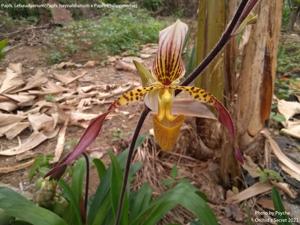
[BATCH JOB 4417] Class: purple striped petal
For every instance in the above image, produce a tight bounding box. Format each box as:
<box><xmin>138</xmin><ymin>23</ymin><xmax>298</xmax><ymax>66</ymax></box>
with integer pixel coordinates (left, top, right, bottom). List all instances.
<box><xmin>152</xmin><ymin>20</ymin><xmax>188</xmax><ymax>85</ymax></box>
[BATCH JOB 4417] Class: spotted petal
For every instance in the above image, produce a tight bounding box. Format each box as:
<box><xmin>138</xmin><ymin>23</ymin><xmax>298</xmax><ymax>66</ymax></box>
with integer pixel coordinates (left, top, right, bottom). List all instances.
<box><xmin>152</xmin><ymin>20</ymin><xmax>188</xmax><ymax>85</ymax></box>
<box><xmin>174</xmin><ymin>86</ymin><xmax>235</xmax><ymax>137</ymax></box>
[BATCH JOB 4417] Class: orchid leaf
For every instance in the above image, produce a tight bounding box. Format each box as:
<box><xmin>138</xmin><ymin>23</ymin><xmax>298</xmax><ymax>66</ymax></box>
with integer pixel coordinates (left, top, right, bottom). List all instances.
<box><xmin>58</xmin><ymin>180</ymin><xmax>83</xmax><ymax>225</ymax></box>
<box><xmin>71</xmin><ymin>158</ymin><xmax>86</xmax><ymax>205</ymax></box>
<box><xmin>0</xmin><ymin>187</ymin><xmax>68</xmax><ymax>225</ymax></box>
<box><xmin>129</xmin><ymin>183</ymin><xmax>153</xmax><ymax>221</ymax></box>
<box><xmin>93</xmin><ymin>158</ymin><xmax>106</xmax><ymax>180</ymax></box>
<box><xmin>109</xmin><ymin>152</ymin><xmax>129</xmax><ymax>225</ymax></box>
<box><xmin>133</xmin><ymin>60</ymin><xmax>155</xmax><ymax>86</ymax></box>
<box><xmin>131</xmin><ymin>182</ymin><xmax>217</xmax><ymax>225</ymax></box>
<box><xmin>88</xmin><ymin>136</ymin><xmax>145</xmax><ymax>225</ymax></box>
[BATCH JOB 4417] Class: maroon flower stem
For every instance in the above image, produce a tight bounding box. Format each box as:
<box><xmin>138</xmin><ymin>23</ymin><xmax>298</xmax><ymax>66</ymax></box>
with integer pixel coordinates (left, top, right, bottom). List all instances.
<box><xmin>82</xmin><ymin>153</ymin><xmax>90</xmax><ymax>225</ymax></box>
<box><xmin>114</xmin><ymin>107</ymin><xmax>151</xmax><ymax>225</ymax></box>
<box><xmin>177</xmin><ymin>0</ymin><xmax>249</xmax><ymax>91</ymax></box>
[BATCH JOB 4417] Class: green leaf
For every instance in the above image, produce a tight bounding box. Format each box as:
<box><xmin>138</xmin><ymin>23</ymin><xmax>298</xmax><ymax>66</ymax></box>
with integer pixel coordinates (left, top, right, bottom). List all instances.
<box><xmin>271</xmin><ymin>187</ymin><xmax>292</xmax><ymax>225</ymax></box>
<box><xmin>131</xmin><ymin>182</ymin><xmax>217</xmax><ymax>225</ymax></box>
<box><xmin>58</xmin><ymin>180</ymin><xmax>83</xmax><ymax>225</ymax></box>
<box><xmin>10</xmin><ymin>221</ymin><xmax>32</xmax><ymax>225</ymax></box>
<box><xmin>129</xmin><ymin>183</ymin><xmax>153</xmax><ymax>220</ymax></box>
<box><xmin>0</xmin><ymin>187</ymin><xmax>68</xmax><ymax>225</ymax></box>
<box><xmin>0</xmin><ymin>39</ymin><xmax>8</xmax><ymax>50</ymax></box>
<box><xmin>90</xmin><ymin>196</ymin><xmax>112</xmax><ymax>225</ymax></box>
<box><xmin>0</xmin><ymin>209</ymin><xmax>13</xmax><ymax>225</ymax></box>
<box><xmin>109</xmin><ymin>152</ymin><xmax>129</xmax><ymax>225</ymax></box>
<box><xmin>93</xmin><ymin>158</ymin><xmax>106</xmax><ymax>180</ymax></box>
<box><xmin>170</xmin><ymin>165</ymin><xmax>178</xmax><ymax>179</ymax></box>
<box><xmin>71</xmin><ymin>158</ymin><xmax>86</xmax><ymax>204</ymax></box>
<box><xmin>88</xmin><ymin>136</ymin><xmax>145</xmax><ymax>225</ymax></box>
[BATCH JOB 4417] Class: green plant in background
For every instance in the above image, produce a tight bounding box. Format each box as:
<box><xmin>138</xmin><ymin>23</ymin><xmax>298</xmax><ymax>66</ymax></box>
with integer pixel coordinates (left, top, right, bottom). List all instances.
<box><xmin>112</xmin><ymin>128</ymin><xmax>124</xmax><ymax>142</ymax></box>
<box><xmin>282</xmin><ymin>0</ymin><xmax>291</xmax><ymax>28</ymax></box>
<box><xmin>0</xmin><ymin>136</ymin><xmax>218</xmax><ymax>225</ymax></box>
<box><xmin>138</xmin><ymin>0</ymin><xmax>163</xmax><ymax>11</ymax></box>
<box><xmin>277</xmin><ymin>42</ymin><xmax>300</xmax><ymax>74</ymax></box>
<box><xmin>0</xmin><ymin>39</ymin><xmax>8</xmax><ymax>60</ymax></box>
<box><xmin>49</xmin><ymin>9</ymin><xmax>164</xmax><ymax>63</ymax></box>
<box><xmin>258</xmin><ymin>168</ymin><xmax>283</xmax><ymax>183</ymax></box>
<box><xmin>0</xmin><ymin>0</ymin><xmax>39</xmax><ymax>19</ymax></box>
<box><xmin>28</xmin><ymin>155</ymin><xmax>53</xmax><ymax>180</ymax></box>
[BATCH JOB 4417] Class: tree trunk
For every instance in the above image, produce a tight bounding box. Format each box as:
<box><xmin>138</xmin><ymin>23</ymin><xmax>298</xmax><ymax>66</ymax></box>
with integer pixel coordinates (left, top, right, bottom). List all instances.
<box><xmin>195</xmin><ymin>0</ymin><xmax>283</xmax><ymax>185</ymax></box>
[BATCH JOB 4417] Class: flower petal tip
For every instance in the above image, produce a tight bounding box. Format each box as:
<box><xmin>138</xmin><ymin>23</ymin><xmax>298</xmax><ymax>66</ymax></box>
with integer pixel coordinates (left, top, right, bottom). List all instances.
<box><xmin>212</xmin><ymin>98</ymin><xmax>235</xmax><ymax>138</ymax></box>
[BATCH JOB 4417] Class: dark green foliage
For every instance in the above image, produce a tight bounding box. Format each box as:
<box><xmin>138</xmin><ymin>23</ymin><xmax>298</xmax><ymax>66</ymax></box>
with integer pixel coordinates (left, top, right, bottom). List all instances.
<box><xmin>282</xmin><ymin>1</ymin><xmax>291</xmax><ymax>28</ymax></box>
<box><xmin>0</xmin><ymin>187</ymin><xmax>68</xmax><ymax>225</ymax></box>
<box><xmin>137</xmin><ymin>0</ymin><xmax>162</xmax><ymax>11</ymax></box>
<box><xmin>277</xmin><ymin>42</ymin><xmax>300</xmax><ymax>74</ymax></box>
<box><xmin>0</xmin><ymin>0</ymin><xmax>37</xmax><ymax>19</ymax></box>
<box><xmin>0</xmin><ymin>136</ymin><xmax>218</xmax><ymax>225</ymax></box>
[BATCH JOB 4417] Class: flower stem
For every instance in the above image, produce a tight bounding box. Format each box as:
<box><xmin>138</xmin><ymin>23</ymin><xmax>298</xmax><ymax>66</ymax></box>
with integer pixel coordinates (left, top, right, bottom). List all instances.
<box><xmin>177</xmin><ymin>0</ymin><xmax>250</xmax><ymax>91</ymax></box>
<box><xmin>114</xmin><ymin>107</ymin><xmax>151</xmax><ymax>225</ymax></box>
<box><xmin>82</xmin><ymin>153</ymin><xmax>90</xmax><ymax>225</ymax></box>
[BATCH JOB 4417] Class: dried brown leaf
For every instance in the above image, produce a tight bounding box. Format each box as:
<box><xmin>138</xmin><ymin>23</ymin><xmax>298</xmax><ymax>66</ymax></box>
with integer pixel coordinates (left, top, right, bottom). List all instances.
<box><xmin>278</xmin><ymin>100</ymin><xmax>300</xmax><ymax>121</ymax></box>
<box><xmin>83</xmin><ymin>60</ymin><xmax>97</xmax><ymax>68</ymax></box>
<box><xmin>226</xmin><ymin>182</ymin><xmax>272</xmax><ymax>204</ymax></box>
<box><xmin>3</xmin><ymin>93</ymin><xmax>35</xmax><ymax>106</ymax></box>
<box><xmin>0</xmin><ymin>129</ymin><xmax>58</xmax><ymax>156</ymax></box>
<box><xmin>281</xmin><ymin>121</ymin><xmax>300</xmax><ymax>139</ymax></box>
<box><xmin>15</xmin><ymin>70</ymin><xmax>48</xmax><ymax>92</ymax></box>
<box><xmin>0</xmin><ymin>159</ymin><xmax>35</xmax><ymax>174</ymax></box>
<box><xmin>4</xmin><ymin>122</ymin><xmax>30</xmax><ymax>140</ymax></box>
<box><xmin>0</xmin><ymin>101</ymin><xmax>18</xmax><ymax>112</ymax></box>
<box><xmin>28</xmin><ymin>113</ymin><xmax>55</xmax><ymax>132</ymax></box>
<box><xmin>55</xmin><ymin>61</ymin><xmax>81</xmax><ymax>69</ymax></box>
<box><xmin>279</xmin><ymin>163</ymin><xmax>300</xmax><ymax>181</ymax></box>
<box><xmin>53</xmin><ymin>71</ymin><xmax>86</xmax><ymax>85</ymax></box>
<box><xmin>0</xmin><ymin>113</ymin><xmax>25</xmax><ymax>127</ymax></box>
<box><xmin>257</xmin><ymin>198</ymin><xmax>275</xmax><ymax>210</ymax></box>
<box><xmin>273</xmin><ymin>182</ymin><xmax>297</xmax><ymax>199</ymax></box>
<box><xmin>262</xmin><ymin>129</ymin><xmax>300</xmax><ymax>177</ymax></box>
<box><xmin>115</xmin><ymin>60</ymin><xmax>136</xmax><ymax>72</ymax></box>
<box><xmin>242</xmin><ymin>154</ymin><xmax>260</xmax><ymax>178</ymax></box>
<box><xmin>50</xmin><ymin>117</ymin><xmax>69</xmax><ymax>163</ymax></box>
<box><xmin>0</xmin><ymin>64</ymin><xmax>24</xmax><ymax>93</ymax></box>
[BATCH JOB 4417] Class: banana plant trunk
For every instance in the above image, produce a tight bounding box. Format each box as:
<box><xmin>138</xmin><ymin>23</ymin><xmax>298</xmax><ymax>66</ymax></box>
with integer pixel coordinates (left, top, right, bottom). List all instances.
<box><xmin>195</xmin><ymin>0</ymin><xmax>283</xmax><ymax>185</ymax></box>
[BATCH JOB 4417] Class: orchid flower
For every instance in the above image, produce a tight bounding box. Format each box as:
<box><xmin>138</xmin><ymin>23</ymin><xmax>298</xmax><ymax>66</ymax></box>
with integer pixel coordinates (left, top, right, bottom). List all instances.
<box><xmin>46</xmin><ymin>19</ymin><xmax>243</xmax><ymax>179</ymax></box>
<box><xmin>114</xmin><ymin>20</ymin><xmax>237</xmax><ymax>152</ymax></box>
